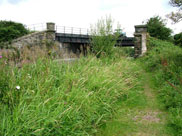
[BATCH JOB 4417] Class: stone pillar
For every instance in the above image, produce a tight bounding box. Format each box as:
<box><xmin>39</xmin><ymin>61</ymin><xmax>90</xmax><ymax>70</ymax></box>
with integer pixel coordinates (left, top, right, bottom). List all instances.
<box><xmin>134</xmin><ymin>25</ymin><xmax>147</xmax><ymax>58</ymax></box>
<box><xmin>46</xmin><ymin>22</ymin><xmax>56</xmax><ymax>42</ymax></box>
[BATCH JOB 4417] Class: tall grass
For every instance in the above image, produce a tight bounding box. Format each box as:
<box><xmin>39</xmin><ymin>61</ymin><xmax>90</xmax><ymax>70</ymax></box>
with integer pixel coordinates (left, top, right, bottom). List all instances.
<box><xmin>0</xmin><ymin>51</ymin><xmax>141</xmax><ymax>135</ymax></box>
<box><xmin>139</xmin><ymin>37</ymin><xmax>182</xmax><ymax>135</ymax></box>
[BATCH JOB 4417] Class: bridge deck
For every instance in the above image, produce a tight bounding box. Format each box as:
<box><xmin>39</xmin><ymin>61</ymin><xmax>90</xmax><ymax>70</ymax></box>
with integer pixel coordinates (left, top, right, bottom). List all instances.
<box><xmin>56</xmin><ymin>33</ymin><xmax>135</xmax><ymax>47</ymax></box>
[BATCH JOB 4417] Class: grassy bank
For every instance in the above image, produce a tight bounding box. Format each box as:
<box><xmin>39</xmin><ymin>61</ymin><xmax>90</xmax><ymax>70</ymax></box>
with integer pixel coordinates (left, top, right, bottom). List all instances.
<box><xmin>1</xmin><ymin>37</ymin><xmax>181</xmax><ymax>135</ymax></box>
<box><xmin>139</xmin><ymin>37</ymin><xmax>182</xmax><ymax>135</ymax></box>
<box><xmin>0</xmin><ymin>51</ymin><xmax>142</xmax><ymax>136</ymax></box>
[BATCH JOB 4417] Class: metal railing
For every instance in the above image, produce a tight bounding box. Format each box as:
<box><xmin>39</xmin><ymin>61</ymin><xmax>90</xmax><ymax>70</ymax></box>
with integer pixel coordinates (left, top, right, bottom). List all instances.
<box><xmin>25</xmin><ymin>23</ymin><xmax>46</xmax><ymax>31</ymax></box>
<box><xmin>56</xmin><ymin>26</ymin><xmax>90</xmax><ymax>35</ymax></box>
<box><xmin>24</xmin><ymin>23</ymin><xmax>91</xmax><ymax>35</ymax></box>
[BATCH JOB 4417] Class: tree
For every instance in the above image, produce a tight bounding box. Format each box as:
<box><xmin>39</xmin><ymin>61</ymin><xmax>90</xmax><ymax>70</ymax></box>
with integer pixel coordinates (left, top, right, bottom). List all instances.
<box><xmin>168</xmin><ymin>0</ymin><xmax>182</xmax><ymax>23</ymax></box>
<box><xmin>174</xmin><ymin>32</ymin><xmax>182</xmax><ymax>46</ymax></box>
<box><xmin>0</xmin><ymin>20</ymin><xmax>29</xmax><ymax>43</ymax></box>
<box><xmin>146</xmin><ymin>16</ymin><xmax>172</xmax><ymax>41</ymax></box>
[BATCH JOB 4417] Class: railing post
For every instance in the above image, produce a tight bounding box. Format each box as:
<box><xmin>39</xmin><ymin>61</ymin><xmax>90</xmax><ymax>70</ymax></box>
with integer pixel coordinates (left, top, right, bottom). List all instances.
<box><xmin>134</xmin><ymin>25</ymin><xmax>147</xmax><ymax>58</ymax></box>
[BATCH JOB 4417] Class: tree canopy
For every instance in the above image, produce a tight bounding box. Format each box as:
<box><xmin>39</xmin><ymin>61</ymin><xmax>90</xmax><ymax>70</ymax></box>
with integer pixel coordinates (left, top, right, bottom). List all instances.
<box><xmin>174</xmin><ymin>32</ymin><xmax>182</xmax><ymax>46</ymax></box>
<box><xmin>146</xmin><ymin>16</ymin><xmax>172</xmax><ymax>41</ymax></box>
<box><xmin>0</xmin><ymin>20</ymin><xmax>29</xmax><ymax>43</ymax></box>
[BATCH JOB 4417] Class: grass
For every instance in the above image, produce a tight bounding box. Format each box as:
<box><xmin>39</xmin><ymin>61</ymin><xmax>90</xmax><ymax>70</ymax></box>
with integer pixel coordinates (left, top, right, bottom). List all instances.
<box><xmin>0</xmin><ymin>50</ymin><xmax>143</xmax><ymax>136</ymax></box>
<box><xmin>138</xmin><ymin>37</ymin><xmax>182</xmax><ymax>136</ymax></box>
<box><xmin>1</xmin><ymin>37</ymin><xmax>182</xmax><ymax>135</ymax></box>
<box><xmin>96</xmin><ymin>70</ymin><xmax>171</xmax><ymax>136</ymax></box>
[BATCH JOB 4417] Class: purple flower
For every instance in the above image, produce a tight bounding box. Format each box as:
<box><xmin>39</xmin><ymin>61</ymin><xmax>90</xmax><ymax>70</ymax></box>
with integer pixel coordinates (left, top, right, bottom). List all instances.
<box><xmin>0</xmin><ymin>55</ymin><xmax>2</xmax><ymax>59</ymax></box>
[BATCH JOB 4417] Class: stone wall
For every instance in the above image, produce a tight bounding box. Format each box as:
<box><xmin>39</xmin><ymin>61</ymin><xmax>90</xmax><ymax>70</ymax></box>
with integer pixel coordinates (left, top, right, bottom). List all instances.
<box><xmin>10</xmin><ymin>22</ymin><xmax>56</xmax><ymax>49</ymax></box>
<box><xmin>10</xmin><ymin>31</ymin><xmax>47</xmax><ymax>49</ymax></box>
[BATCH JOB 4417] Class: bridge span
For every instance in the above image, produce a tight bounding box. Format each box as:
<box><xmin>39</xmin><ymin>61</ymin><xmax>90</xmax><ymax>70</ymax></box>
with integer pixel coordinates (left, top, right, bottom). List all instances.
<box><xmin>46</xmin><ymin>23</ymin><xmax>147</xmax><ymax>57</ymax></box>
<box><xmin>55</xmin><ymin>33</ymin><xmax>135</xmax><ymax>47</ymax></box>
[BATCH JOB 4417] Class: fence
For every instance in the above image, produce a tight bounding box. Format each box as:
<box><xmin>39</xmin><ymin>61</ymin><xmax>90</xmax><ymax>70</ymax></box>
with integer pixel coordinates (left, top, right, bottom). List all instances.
<box><xmin>25</xmin><ymin>23</ymin><xmax>91</xmax><ymax>35</ymax></box>
<box><xmin>56</xmin><ymin>26</ymin><xmax>90</xmax><ymax>35</ymax></box>
<box><xmin>25</xmin><ymin>23</ymin><xmax>47</xmax><ymax>31</ymax></box>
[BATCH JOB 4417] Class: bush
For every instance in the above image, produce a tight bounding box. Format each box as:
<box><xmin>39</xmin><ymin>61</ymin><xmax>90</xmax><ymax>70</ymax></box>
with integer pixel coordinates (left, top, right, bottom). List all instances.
<box><xmin>146</xmin><ymin>16</ymin><xmax>173</xmax><ymax>41</ymax></box>
<box><xmin>90</xmin><ymin>16</ymin><xmax>120</xmax><ymax>57</ymax></box>
<box><xmin>0</xmin><ymin>20</ymin><xmax>29</xmax><ymax>44</ymax></box>
<box><xmin>174</xmin><ymin>32</ymin><xmax>182</xmax><ymax>46</ymax></box>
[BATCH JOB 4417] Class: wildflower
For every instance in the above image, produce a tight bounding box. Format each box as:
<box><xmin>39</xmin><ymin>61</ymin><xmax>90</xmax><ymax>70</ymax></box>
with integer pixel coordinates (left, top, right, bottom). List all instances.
<box><xmin>27</xmin><ymin>74</ymin><xmax>32</xmax><ymax>78</ymax></box>
<box><xmin>16</xmin><ymin>86</ymin><xmax>20</xmax><ymax>90</ymax></box>
<box><xmin>0</xmin><ymin>55</ymin><xmax>2</xmax><ymax>59</ymax></box>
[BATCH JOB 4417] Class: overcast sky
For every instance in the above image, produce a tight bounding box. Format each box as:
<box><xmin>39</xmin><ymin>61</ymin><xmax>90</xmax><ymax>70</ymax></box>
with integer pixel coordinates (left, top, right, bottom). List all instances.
<box><xmin>0</xmin><ymin>0</ymin><xmax>181</xmax><ymax>36</ymax></box>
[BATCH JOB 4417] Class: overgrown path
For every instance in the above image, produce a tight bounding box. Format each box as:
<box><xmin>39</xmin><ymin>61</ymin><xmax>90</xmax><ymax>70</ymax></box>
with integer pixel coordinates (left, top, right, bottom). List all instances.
<box><xmin>96</xmin><ymin>69</ymin><xmax>170</xmax><ymax>136</ymax></box>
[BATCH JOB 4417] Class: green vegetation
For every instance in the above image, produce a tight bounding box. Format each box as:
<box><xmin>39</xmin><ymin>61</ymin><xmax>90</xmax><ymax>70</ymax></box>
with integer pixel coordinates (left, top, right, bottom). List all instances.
<box><xmin>0</xmin><ymin>17</ymin><xmax>182</xmax><ymax>136</ymax></box>
<box><xmin>0</xmin><ymin>51</ymin><xmax>144</xmax><ymax>136</ymax></box>
<box><xmin>90</xmin><ymin>16</ymin><xmax>120</xmax><ymax>57</ymax></box>
<box><xmin>139</xmin><ymin>37</ymin><xmax>182</xmax><ymax>135</ymax></box>
<box><xmin>146</xmin><ymin>16</ymin><xmax>172</xmax><ymax>41</ymax></box>
<box><xmin>174</xmin><ymin>32</ymin><xmax>182</xmax><ymax>46</ymax></box>
<box><xmin>0</xmin><ymin>21</ymin><xmax>29</xmax><ymax>47</ymax></box>
<box><xmin>96</xmin><ymin>37</ymin><xmax>182</xmax><ymax>136</ymax></box>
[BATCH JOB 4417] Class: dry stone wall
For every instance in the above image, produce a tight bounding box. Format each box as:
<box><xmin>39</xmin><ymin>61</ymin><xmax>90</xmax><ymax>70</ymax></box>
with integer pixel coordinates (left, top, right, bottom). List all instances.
<box><xmin>10</xmin><ymin>31</ymin><xmax>47</xmax><ymax>49</ymax></box>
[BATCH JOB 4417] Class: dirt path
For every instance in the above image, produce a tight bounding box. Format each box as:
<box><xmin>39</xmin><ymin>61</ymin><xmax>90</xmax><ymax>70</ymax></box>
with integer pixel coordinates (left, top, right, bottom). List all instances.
<box><xmin>96</xmin><ymin>72</ymin><xmax>170</xmax><ymax>136</ymax></box>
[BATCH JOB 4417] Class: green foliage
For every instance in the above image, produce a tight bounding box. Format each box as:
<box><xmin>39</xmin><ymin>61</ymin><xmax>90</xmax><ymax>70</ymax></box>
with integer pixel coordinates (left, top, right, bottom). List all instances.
<box><xmin>174</xmin><ymin>32</ymin><xmax>182</xmax><ymax>46</ymax></box>
<box><xmin>139</xmin><ymin>37</ymin><xmax>182</xmax><ymax>135</ymax></box>
<box><xmin>90</xmin><ymin>16</ymin><xmax>120</xmax><ymax>57</ymax></box>
<box><xmin>0</xmin><ymin>53</ymin><xmax>141</xmax><ymax>136</ymax></box>
<box><xmin>113</xmin><ymin>47</ymin><xmax>135</xmax><ymax>57</ymax></box>
<box><xmin>0</xmin><ymin>20</ymin><xmax>29</xmax><ymax>44</ymax></box>
<box><xmin>146</xmin><ymin>16</ymin><xmax>173</xmax><ymax>41</ymax></box>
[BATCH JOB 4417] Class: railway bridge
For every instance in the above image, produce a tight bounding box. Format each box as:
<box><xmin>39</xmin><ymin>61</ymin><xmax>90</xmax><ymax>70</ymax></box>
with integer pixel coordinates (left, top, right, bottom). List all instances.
<box><xmin>35</xmin><ymin>23</ymin><xmax>147</xmax><ymax>57</ymax></box>
<box><xmin>48</xmin><ymin>23</ymin><xmax>147</xmax><ymax>57</ymax></box>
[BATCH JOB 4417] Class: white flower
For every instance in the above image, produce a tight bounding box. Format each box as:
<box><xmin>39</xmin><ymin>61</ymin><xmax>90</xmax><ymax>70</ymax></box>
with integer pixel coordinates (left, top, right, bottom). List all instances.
<box><xmin>16</xmin><ymin>86</ymin><xmax>20</xmax><ymax>90</ymax></box>
<box><xmin>28</xmin><ymin>74</ymin><xmax>32</xmax><ymax>78</ymax></box>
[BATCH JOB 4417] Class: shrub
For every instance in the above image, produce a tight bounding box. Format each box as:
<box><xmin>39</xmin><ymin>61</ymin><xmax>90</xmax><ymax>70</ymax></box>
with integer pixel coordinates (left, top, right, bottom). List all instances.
<box><xmin>0</xmin><ymin>20</ymin><xmax>29</xmax><ymax>45</ymax></box>
<box><xmin>90</xmin><ymin>16</ymin><xmax>120</xmax><ymax>57</ymax></box>
<box><xmin>174</xmin><ymin>32</ymin><xmax>182</xmax><ymax>46</ymax></box>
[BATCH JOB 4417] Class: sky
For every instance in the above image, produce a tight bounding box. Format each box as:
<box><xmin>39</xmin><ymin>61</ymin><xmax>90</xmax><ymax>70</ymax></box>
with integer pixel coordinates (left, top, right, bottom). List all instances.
<box><xmin>0</xmin><ymin>0</ymin><xmax>181</xmax><ymax>36</ymax></box>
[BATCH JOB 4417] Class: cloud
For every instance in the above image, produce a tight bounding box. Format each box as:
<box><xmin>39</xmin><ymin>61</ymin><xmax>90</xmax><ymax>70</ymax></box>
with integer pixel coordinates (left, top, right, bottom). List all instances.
<box><xmin>0</xmin><ymin>0</ymin><xmax>181</xmax><ymax>36</ymax></box>
<box><xmin>7</xmin><ymin>0</ymin><xmax>24</xmax><ymax>4</ymax></box>
<box><xmin>0</xmin><ymin>0</ymin><xmax>26</xmax><ymax>5</ymax></box>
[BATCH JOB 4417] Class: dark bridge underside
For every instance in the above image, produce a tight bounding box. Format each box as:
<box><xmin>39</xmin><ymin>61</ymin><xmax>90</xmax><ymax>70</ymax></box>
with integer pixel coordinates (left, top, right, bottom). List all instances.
<box><xmin>56</xmin><ymin>33</ymin><xmax>135</xmax><ymax>47</ymax></box>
